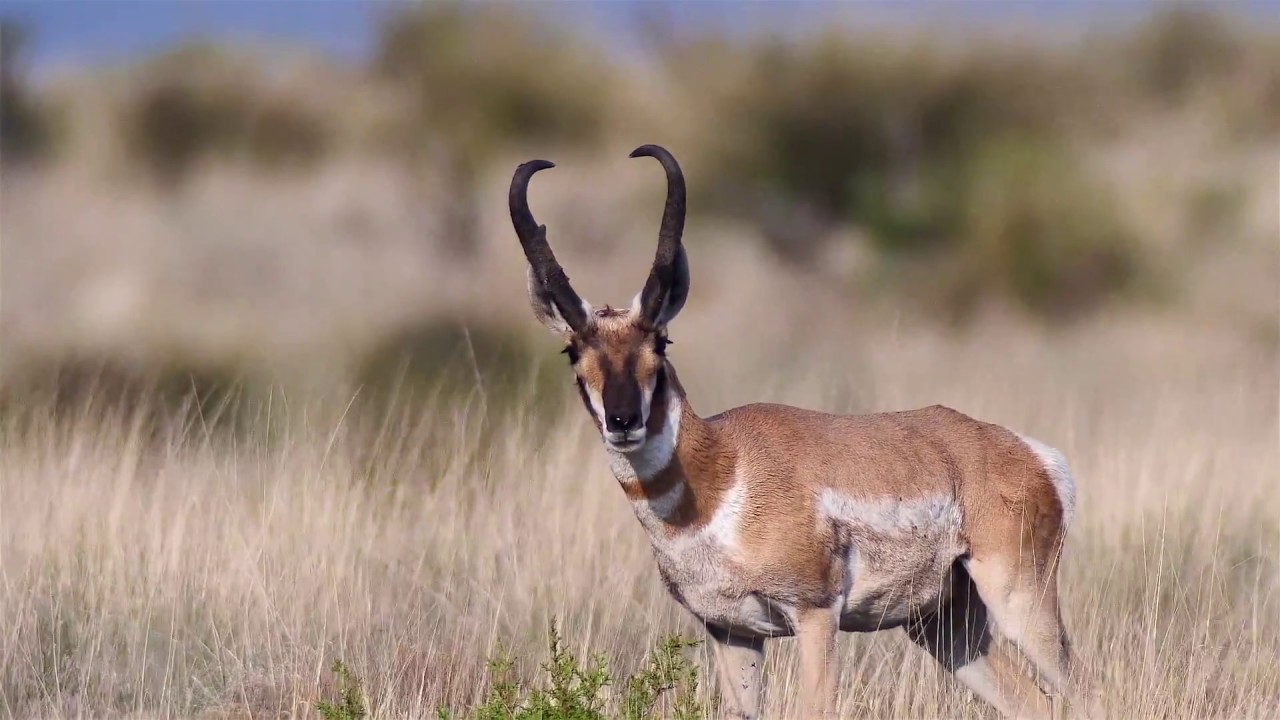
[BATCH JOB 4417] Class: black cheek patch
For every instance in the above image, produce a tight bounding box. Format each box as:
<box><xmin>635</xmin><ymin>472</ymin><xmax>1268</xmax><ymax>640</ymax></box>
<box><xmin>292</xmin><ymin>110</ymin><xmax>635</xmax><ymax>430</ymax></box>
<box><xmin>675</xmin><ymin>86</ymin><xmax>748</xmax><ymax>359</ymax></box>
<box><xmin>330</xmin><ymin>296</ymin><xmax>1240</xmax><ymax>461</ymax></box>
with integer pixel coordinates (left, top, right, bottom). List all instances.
<box><xmin>644</xmin><ymin>366</ymin><xmax>669</xmax><ymax>435</ymax></box>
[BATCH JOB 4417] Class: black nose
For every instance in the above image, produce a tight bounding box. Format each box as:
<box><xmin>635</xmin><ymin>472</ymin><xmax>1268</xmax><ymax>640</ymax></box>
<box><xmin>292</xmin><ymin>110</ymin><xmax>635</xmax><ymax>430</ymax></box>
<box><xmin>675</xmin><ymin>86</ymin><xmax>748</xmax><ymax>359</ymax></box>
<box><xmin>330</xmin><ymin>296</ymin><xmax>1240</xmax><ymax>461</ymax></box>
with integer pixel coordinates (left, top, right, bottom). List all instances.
<box><xmin>606</xmin><ymin>412</ymin><xmax>641</xmax><ymax>433</ymax></box>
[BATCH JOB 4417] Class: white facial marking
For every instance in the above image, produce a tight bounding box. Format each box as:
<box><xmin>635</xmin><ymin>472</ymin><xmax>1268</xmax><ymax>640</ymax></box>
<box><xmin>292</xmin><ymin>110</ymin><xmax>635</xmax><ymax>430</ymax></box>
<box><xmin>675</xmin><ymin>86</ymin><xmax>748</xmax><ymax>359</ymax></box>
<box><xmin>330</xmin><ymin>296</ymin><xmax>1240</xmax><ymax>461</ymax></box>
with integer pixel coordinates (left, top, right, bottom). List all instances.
<box><xmin>584</xmin><ymin>383</ymin><xmax>608</xmax><ymax>428</ymax></box>
<box><xmin>590</xmin><ymin>382</ymin><xmax>649</xmax><ymax>451</ymax></box>
<box><xmin>637</xmin><ymin>467</ymin><xmax>785</xmax><ymax>635</ymax></box>
<box><xmin>639</xmin><ymin>371</ymin><xmax>657</xmax><ymax>426</ymax></box>
<box><xmin>607</xmin><ymin>393</ymin><xmax>681</xmax><ymax>482</ymax></box>
<box><xmin>1014</xmin><ymin>433</ymin><xmax>1076</xmax><ymax>527</ymax></box>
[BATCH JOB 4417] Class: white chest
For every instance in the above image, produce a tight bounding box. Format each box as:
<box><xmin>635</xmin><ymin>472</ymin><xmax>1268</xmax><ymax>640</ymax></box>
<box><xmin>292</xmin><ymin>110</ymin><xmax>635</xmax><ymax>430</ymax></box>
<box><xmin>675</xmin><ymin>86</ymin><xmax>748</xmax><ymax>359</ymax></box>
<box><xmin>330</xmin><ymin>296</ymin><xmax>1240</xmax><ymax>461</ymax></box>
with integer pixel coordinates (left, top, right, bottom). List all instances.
<box><xmin>624</xmin><ymin>473</ymin><xmax>795</xmax><ymax>637</ymax></box>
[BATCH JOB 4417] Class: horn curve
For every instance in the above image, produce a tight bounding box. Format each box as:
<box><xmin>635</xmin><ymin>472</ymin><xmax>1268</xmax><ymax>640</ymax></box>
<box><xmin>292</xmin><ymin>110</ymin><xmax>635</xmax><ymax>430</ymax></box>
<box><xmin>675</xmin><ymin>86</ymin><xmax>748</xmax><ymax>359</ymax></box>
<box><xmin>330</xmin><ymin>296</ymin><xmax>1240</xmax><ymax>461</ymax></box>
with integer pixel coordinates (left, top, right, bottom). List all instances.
<box><xmin>509</xmin><ymin>159</ymin><xmax>590</xmax><ymax>333</ymax></box>
<box><xmin>629</xmin><ymin>144</ymin><xmax>687</xmax><ymax>325</ymax></box>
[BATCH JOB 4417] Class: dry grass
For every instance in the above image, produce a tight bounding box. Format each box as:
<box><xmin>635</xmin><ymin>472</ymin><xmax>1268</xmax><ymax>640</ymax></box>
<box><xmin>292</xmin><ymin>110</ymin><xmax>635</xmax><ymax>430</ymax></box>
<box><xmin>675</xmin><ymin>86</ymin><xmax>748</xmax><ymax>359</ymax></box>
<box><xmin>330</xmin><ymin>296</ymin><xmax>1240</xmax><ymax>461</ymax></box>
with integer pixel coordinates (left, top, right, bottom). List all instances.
<box><xmin>3</xmin><ymin>8</ymin><xmax>1276</xmax><ymax>717</ymax></box>
<box><xmin>1</xmin><ymin>316</ymin><xmax>1276</xmax><ymax>719</ymax></box>
<box><xmin>2</xmin><ymin>109</ymin><xmax>1275</xmax><ymax>720</ymax></box>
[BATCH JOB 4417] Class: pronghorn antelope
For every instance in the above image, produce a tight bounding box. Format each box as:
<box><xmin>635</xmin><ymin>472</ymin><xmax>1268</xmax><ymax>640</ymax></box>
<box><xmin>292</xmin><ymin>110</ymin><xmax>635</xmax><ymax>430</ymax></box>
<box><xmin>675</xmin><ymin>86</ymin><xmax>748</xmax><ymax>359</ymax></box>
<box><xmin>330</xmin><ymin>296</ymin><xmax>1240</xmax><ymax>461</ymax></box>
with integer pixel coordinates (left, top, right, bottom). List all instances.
<box><xmin>509</xmin><ymin>145</ymin><xmax>1097</xmax><ymax>719</ymax></box>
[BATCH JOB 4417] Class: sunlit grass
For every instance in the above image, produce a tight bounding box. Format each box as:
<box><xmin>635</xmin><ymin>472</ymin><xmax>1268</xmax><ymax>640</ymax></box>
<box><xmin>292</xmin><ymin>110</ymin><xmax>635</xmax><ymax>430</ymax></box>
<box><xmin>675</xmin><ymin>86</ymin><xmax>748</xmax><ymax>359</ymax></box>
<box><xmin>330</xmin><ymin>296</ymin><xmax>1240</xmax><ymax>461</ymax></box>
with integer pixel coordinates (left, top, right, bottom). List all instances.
<box><xmin>1</xmin><ymin>324</ymin><xmax>1275</xmax><ymax>719</ymax></box>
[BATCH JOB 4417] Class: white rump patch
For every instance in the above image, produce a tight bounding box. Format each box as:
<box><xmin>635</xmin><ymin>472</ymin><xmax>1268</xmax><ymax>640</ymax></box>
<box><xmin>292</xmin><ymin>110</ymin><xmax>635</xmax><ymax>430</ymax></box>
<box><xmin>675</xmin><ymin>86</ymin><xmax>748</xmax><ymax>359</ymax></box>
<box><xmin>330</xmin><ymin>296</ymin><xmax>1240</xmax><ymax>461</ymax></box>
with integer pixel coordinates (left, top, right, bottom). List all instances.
<box><xmin>818</xmin><ymin>491</ymin><xmax>963</xmax><ymax>538</ymax></box>
<box><xmin>1014</xmin><ymin>433</ymin><xmax>1077</xmax><ymax>527</ymax></box>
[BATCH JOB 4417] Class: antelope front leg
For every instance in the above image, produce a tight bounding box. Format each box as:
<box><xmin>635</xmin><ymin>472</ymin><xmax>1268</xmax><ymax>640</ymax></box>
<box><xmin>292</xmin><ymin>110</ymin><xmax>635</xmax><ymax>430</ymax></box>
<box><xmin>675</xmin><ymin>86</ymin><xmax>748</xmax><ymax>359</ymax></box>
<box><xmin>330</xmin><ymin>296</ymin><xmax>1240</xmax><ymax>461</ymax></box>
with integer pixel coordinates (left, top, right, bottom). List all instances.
<box><xmin>796</xmin><ymin>607</ymin><xmax>839</xmax><ymax>718</ymax></box>
<box><xmin>707</xmin><ymin>625</ymin><xmax>765</xmax><ymax>720</ymax></box>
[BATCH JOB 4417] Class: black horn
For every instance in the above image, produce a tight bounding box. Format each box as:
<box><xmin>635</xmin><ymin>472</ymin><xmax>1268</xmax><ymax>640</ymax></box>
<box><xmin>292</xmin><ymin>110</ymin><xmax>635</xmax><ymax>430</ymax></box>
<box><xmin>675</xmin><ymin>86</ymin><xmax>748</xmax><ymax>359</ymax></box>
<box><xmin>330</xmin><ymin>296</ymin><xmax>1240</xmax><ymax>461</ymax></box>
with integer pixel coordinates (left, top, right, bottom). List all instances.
<box><xmin>509</xmin><ymin>159</ymin><xmax>590</xmax><ymax>333</ymax></box>
<box><xmin>630</xmin><ymin>144</ymin><xmax>688</xmax><ymax>325</ymax></box>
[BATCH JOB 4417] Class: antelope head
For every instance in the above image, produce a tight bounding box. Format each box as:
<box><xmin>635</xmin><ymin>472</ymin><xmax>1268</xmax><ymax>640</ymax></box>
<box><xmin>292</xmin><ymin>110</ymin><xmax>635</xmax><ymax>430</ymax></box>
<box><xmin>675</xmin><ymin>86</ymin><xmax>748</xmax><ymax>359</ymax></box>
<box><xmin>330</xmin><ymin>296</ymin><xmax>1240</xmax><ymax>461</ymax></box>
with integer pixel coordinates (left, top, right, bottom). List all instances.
<box><xmin>509</xmin><ymin>145</ymin><xmax>690</xmax><ymax>453</ymax></box>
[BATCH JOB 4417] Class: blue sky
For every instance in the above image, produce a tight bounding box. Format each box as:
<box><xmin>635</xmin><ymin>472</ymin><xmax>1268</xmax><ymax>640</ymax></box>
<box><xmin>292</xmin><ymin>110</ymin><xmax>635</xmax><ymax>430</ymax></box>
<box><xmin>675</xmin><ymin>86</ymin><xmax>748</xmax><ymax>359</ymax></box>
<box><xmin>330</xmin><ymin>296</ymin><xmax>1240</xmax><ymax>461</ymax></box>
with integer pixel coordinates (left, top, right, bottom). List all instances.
<box><xmin>4</xmin><ymin>1</ymin><xmax>1277</xmax><ymax>73</ymax></box>
<box><xmin>2</xmin><ymin>1</ymin><xmax>378</xmax><ymax>69</ymax></box>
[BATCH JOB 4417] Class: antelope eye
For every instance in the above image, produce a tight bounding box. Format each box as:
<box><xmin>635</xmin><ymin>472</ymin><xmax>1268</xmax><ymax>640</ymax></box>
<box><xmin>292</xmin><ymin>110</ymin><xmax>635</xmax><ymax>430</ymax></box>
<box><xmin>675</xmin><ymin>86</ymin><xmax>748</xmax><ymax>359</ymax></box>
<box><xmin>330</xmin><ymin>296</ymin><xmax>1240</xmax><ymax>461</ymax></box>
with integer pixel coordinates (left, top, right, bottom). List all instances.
<box><xmin>561</xmin><ymin>344</ymin><xmax>580</xmax><ymax>365</ymax></box>
<box><xmin>654</xmin><ymin>336</ymin><xmax>671</xmax><ymax>356</ymax></box>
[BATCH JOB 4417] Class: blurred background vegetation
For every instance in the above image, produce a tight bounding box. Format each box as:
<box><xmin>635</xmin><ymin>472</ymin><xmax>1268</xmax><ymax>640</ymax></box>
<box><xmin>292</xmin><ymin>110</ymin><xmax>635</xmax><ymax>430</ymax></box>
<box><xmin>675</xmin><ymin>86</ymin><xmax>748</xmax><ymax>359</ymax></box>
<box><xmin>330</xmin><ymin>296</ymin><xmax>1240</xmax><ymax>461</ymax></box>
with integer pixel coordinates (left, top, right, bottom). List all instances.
<box><xmin>1</xmin><ymin>1</ymin><xmax>1277</xmax><ymax>434</ymax></box>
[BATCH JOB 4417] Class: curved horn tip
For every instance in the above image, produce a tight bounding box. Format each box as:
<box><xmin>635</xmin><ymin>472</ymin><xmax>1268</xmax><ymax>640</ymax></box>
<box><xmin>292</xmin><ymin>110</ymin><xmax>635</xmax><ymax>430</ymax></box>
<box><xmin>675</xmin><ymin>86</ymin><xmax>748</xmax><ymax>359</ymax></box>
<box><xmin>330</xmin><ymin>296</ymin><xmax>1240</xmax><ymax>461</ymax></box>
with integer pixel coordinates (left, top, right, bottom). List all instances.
<box><xmin>628</xmin><ymin>144</ymin><xmax>669</xmax><ymax>159</ymax></box>
<box><xmin>517</xmin><ymin>159</ymin><xmax>555</xmax><ymax>173</ymax></box>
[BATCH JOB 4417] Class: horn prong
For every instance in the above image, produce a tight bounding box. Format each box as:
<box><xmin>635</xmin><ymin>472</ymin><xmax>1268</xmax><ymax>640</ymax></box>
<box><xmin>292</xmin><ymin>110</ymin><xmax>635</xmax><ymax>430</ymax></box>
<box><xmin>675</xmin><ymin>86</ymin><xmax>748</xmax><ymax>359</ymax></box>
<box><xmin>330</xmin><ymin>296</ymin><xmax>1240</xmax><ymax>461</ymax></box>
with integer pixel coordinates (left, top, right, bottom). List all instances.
<box><xmin>630</xmin><ymin>144</ymin><xmax>687</xmax><ymax>324</ymax></box>
<box><xmin>509</xmin><ymin>158</ymin><xmax>589</xmax><ymax>333</ymax></box>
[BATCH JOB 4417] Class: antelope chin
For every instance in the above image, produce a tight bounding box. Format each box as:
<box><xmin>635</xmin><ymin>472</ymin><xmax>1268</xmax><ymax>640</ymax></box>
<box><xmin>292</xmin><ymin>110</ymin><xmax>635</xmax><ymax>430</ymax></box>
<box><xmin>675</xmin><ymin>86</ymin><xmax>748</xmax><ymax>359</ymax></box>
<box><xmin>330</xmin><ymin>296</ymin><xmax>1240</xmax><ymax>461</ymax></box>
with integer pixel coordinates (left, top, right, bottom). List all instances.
<box><xmin>604</xmin><ymin>431</ymin><xmax>647</xmax><ymax>453</ymax></box>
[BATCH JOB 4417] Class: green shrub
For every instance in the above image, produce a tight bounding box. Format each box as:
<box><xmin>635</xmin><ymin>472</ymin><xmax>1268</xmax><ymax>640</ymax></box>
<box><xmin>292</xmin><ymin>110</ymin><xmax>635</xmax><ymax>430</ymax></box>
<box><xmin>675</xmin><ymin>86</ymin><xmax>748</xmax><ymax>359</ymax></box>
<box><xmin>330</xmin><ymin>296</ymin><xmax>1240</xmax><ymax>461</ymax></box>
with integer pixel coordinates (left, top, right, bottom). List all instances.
<box><xmin>375</xmin><ymin>4</ymin><xmax>611</xmax><ymax>156</ymax></box>
<box><xmin>316</xmin><ymin>661</ymin><xmax>368</xmax><ymax>720</ymax></box>
<box><xmin>1120</xmin><ymin>7</ymin><xmax>1280</xmax><ymax>138</ymax></box>
<box><xmin>929</xmin><ymin>138</ymin><xmax>1141</xmax><ymax>323</ymax></box>
<box><xmin>619</xmin><ymin>635</ymin><xmax>704</xmax><ymax>720</ymax></box>
<box><xmin>697</xmin><ymin>33</ymin><xmax>1091</xmax><ymax>263</ymax></box>
<box><xmin>356</xmin><ymin>321</ymin><xmax>564</xmax><ymax>414</ymax></box>
<box><xmin>678</xmin><ymin>31</ymin><xmax>1146</xmax><ymax>322</ymax></box>
<box><xmin>120</xmin><ymin>43</ymin><xmax>331</xmax><ymax>186</ymax></box>
<box><xmin>431</xmin><ymin>620</ymin><xmax>703</xmax><ymax>720</ymax></box>
<box><xmin>374</xmin><ymin>4</ymin><xmax>615</xmax><ymax>257</ymax></box>
<box><xmin>0</xmin><ymin>354</ymin><xmax>266</xmax><ymax>441</ymax></box>
<box><xmin>0</xmin><ymin>21</ymin><xmax>58</xmax><ymax>165</ymax></box>
<box><xmin>351</xmin><ymin>321</ymin><xmax>571</xmax><ymax>473</ymax></box>
<box><xmin>1128</xmin><ymin>6</ymin><xmax>1244</xmax><ymax>106</ymax></box>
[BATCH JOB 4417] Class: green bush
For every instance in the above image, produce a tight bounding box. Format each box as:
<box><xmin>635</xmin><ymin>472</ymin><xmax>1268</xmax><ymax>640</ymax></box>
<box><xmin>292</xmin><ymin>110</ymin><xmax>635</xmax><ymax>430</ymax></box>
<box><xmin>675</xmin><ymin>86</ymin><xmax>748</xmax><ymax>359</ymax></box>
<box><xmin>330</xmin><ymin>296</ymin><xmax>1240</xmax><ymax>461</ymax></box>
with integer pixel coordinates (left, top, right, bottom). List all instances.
<box><xmin>374</xmin><ymin>4</ymin><xmax>616</xmax><ymax>257</ymax></box>
<box><xmin>1128</xmin><ymin>6</ymin><xmax>1244</xmax><ymax>106</ymax></box>
<box><xmin>376</xmin><ymin>4</ymin><xmax>612</xmax><ymax>156</ymax></box>
<box><xmin>427</xmin><ymin>621</ymin><xmax>703</xmax><ymax>720</ymax></box>
<box><xmin>315</xmin><ymin>623</ymin><xmax>703</xmax><ymax>720</ymax></box>
<box><xmin>697</xmin><ymin>33</ymin><xmax>1091</xmax><ymax>263</ymax></box>
<box><xmin>1120</xmin><ymin>7</ymin><xmax>1280</xmax><ymax>138</ymax></box>
<box><xmin>352</xmin><ymin>321</ymin><xmax>571</xmax><ymax>459</ymax></box>
<box><xmin>317</xmin><ymin>661</ymin><xmax>368</xmax><ymax>720</ymax></box>
<box><xmin>0</xmin><ymin>354</ymin><xmax>265</xmax><ymax>441</ymax></box>
<box><xmin>678</xmin><ymin>31</ymin><xmax>1145</xmax><ymax>322</ymax></box>
<box><xmin>0</xmin><ymin>21</ymin><xmax>58</xmax><ymax>165</ymax></box>
<box><xmin>928</xmin><ymin>138</ymin><xmax>1141</xmax><ymax>323</ymax></box>
<box><xmin>120</xmin><ymin>43</ymin><xmax>331</xmax><ymax>186</ymax></box>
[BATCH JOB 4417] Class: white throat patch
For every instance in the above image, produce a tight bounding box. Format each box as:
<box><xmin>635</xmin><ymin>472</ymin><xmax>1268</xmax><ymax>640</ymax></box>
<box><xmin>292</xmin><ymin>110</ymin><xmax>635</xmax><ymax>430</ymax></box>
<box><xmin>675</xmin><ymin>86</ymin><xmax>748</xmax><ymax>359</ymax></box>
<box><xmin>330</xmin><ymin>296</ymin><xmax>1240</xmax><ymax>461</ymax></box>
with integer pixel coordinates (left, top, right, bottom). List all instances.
<box><xmin>607</xmin><ymin>392</ymin><xmax>681</xmax><ymax>483</ymax></box>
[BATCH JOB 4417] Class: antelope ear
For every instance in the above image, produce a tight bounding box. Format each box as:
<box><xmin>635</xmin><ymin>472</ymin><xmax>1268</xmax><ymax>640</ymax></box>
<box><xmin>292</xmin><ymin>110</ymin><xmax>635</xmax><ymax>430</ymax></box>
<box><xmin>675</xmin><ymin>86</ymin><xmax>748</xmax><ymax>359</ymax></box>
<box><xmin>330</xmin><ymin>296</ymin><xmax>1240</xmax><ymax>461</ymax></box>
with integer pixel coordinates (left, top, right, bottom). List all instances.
<box><xmin>529</xmin><ymin>266</ymin><xmax>590</xmax><ymax>337</ymax></box>
<box><xmin>632</xmin><ymin>246</ymin><xmax>689</xmax><ymax>328</ymax></box>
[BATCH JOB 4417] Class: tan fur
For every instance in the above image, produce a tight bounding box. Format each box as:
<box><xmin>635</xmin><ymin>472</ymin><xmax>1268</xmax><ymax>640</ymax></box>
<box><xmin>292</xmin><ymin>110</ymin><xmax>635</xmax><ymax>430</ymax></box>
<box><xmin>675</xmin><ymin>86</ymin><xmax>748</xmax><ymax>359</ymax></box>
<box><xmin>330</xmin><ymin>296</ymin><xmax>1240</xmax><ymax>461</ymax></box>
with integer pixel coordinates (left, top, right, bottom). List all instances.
<box><xmin>560</xmin><ymin>314</ymin><xmax>1095</xmax><ymax>719</ymax></box>
<box><xmin>622</xmin><ymin>382</ymin><xmax>735</xmax><ymax>529</ymax></box>
<box><xmin>512</xmin><ymin>148</ymin><xmax>1096</xmax><ymax>717</ymax></box>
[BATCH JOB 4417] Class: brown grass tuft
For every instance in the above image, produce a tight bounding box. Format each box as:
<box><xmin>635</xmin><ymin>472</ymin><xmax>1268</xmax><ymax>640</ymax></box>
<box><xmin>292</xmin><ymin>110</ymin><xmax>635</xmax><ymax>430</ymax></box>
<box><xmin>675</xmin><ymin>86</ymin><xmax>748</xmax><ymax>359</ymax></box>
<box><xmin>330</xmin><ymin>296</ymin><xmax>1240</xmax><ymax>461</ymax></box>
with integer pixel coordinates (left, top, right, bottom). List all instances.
<box><xmin>2</xmin><ymin>321</ymin><xmax>1275</xmax><ymax>718</ymax></box>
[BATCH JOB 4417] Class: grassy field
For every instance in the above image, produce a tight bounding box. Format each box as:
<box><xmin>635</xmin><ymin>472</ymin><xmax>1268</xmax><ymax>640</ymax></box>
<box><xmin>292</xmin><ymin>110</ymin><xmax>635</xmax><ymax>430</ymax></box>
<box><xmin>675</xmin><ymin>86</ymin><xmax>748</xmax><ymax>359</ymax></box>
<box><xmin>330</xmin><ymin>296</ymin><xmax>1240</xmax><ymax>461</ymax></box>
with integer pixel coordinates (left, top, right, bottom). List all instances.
<box><xmin>2</xmin><ymin>316</ymin><xmax>1276</xmax><ymax>719</ymax></box>
<box><xmin>2</xmin><ymin>8</ymin><xmax>1277</xmax><ymax>717</ymax></box>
